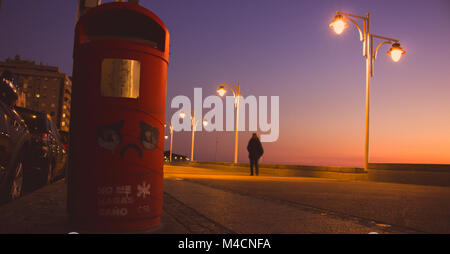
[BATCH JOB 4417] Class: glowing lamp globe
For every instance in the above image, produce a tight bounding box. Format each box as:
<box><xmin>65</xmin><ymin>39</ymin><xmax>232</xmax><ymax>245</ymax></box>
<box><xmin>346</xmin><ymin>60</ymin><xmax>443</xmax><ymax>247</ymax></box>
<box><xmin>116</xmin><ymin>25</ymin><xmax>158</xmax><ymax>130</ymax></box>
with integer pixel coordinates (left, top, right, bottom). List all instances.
<box><xmin>387</xmin><ymin>43</ymin><xmax>406</xmax><ymax>62</ymax></box>
<box><xmin>217</xmin><ymin>86</ymin><xmax>227</xmax><ymax>97</ymax></box>
<box><xmin>329</xmin><ymin>15</ymin><xmax>348</xmax><ymax>35</ymax></box>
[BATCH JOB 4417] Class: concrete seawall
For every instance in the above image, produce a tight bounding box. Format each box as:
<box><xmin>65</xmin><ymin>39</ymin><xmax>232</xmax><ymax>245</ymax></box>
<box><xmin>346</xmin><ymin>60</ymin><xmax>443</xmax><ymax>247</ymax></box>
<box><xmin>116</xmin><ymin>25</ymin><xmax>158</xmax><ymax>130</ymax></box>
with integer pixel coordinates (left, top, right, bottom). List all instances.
<box><xmin>366</xmin><ymin>163</ymin><xmax>450</xmax><ymax>187</ymax></box>
<box><xmin>166</xmin><ymin>161</ymin><xmax>450</xmax><ymax>187</ymax></box>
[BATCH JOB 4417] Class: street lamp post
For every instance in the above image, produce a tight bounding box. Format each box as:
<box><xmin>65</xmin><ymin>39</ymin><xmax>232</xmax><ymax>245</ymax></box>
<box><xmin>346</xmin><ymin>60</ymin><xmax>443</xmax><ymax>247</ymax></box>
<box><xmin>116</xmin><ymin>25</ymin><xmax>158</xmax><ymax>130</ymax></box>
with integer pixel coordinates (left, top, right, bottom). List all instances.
<box><xmin>164</xmin><ymin>124</ymin><xmax>175</xmax><ymax>162</ymax></box>
<box><xmin>169</xmin><ymin>125</ymin><xmax>173</xmax><ymax>162</ymax></box>
<box><xmin>217</xmin><ymin>83</ymin><xmax>241</xmax><ymax>164</ymax></box>
<box><xmin>329</xmin><ymin>11</ymin><xmax>406</xmax><ymax>172</ymax></box>
<box><xmin>180</xmin><ymin>111</ymin><xmax>208</xmax><ymax>162</ymax></box>
<box><xmin>166</xmin><ymin>125</ymin><xmax>174</xmax><ymax>162</ymax></box>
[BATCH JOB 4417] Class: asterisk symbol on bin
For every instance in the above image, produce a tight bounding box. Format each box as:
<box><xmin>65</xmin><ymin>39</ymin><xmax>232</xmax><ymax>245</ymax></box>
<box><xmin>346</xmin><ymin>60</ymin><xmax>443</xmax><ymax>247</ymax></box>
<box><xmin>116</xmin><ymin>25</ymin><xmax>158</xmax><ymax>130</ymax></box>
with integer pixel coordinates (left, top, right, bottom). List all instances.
<box><xmin>137</xmin><ymin>181</ymin><xmax>151</xmax><ymax>199</ymax></box>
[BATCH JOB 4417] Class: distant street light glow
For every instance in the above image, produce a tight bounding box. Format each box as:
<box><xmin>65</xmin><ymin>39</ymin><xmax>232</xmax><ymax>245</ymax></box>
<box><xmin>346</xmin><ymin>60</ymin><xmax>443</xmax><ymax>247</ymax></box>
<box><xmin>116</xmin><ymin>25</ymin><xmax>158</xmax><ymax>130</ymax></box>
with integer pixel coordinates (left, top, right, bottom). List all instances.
<box><xmin>217</xmin><ymin>86</ymin><xmax>227</xmax><ymax>97</ymax></box>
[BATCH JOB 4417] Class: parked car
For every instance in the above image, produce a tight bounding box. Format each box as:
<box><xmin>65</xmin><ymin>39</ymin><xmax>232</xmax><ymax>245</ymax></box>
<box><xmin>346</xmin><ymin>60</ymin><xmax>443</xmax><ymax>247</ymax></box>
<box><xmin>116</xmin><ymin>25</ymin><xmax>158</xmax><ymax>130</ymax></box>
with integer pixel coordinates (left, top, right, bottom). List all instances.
<box><xmin>0</xmin><ymin>70</ymin><xmax>30</xmax><ymax>203</ymax></box>
<box><xmin>59</xmin><ymin>130</ymin><xmax>69</xmax><ymax>151</ymax></box>
<box><xmin>14</xmin><ymin>107</ymin><xmax>67</xmax><ymax>185</ymax></box>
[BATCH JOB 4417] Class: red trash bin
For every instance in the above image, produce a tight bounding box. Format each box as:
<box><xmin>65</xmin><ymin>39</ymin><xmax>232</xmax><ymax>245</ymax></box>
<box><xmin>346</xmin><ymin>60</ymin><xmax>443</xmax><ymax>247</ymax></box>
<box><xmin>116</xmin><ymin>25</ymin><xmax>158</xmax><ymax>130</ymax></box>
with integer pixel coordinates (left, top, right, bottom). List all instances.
<box><xmin>68</xmin><ymin>2</ymin><xmax>170</xmax><ymax>232</ymax></box>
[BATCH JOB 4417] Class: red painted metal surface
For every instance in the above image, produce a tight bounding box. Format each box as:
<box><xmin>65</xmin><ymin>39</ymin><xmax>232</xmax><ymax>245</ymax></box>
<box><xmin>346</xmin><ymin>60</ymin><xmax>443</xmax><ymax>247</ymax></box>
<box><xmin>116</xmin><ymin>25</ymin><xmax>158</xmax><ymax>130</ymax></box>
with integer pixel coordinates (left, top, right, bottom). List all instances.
<box><xmin>68</xmin><ymin>2</ymin><xmax>169</xmax><ymax>232</ymax></box>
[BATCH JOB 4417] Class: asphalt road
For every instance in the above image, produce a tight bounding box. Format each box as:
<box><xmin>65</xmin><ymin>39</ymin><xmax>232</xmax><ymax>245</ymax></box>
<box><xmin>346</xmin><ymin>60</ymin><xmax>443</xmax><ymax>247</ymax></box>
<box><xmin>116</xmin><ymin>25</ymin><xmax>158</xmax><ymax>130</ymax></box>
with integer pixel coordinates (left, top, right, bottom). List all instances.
<box><xmin>163</xmin><ymin>165</ymin><xmax>450</xmax><ymax>234</ymax></box>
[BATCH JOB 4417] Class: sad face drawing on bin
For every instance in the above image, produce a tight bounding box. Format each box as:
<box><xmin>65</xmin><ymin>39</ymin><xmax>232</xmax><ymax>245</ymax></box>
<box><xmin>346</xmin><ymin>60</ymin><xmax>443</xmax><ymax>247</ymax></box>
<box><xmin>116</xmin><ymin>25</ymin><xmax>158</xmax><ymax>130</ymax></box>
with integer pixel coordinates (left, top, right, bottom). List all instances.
<box><xmin>97</xmin><ymin>120</ymin><xmax>159</xmax><ymax>158</ymax></box>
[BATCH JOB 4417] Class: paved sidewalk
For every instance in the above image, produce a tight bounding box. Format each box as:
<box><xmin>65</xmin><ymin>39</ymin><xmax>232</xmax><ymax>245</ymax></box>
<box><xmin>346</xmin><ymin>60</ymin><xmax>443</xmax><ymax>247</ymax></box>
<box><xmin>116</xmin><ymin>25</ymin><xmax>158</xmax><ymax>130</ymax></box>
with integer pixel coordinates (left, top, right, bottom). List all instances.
<box><xmin>0</xmin><ymin>179</ymin><xmax>195</xmax><ymax>234</ymax></box>
<box><xmin>3</xmin><ymin>163</ymin><xmax>449</xmax><ymax>234</ymax></box>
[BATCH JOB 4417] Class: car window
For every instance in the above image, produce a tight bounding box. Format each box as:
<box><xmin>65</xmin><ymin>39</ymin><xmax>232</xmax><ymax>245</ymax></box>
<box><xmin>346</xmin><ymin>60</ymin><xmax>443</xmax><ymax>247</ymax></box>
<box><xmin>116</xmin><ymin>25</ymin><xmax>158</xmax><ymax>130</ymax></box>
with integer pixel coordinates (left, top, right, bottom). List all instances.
<box><xmin>16</xmin><ymin>109</ymin><xmax>47</xmax><ymax>133</ymax></box>
<box><xmin>10</xmin><ymin>108</ymin><xmax>25</xmax><ymax>125</ymax></box>
<box><xmin>0</xmin><ymin>101</ymin><xmax>8</xmax><ymax>132</ymax></box>
<box><xmin>59</xmin><ymin>131</ymin><xmax>69</xmax><ymax>144</ymax></box>
<box><xmin>48</xmin><ymin>117</ymin><xmax>60</xmax><ymax>142</ymax></box>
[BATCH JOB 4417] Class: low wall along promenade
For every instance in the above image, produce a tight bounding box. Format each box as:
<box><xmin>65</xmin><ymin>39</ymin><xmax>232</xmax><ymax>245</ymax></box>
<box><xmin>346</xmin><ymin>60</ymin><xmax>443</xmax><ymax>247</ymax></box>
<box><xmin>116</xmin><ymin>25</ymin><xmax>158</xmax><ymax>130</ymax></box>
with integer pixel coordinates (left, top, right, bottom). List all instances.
<box><xmin>166</xmin><ymin>161</ymin><xmax>450</xmax><ymax>187</ymax></box>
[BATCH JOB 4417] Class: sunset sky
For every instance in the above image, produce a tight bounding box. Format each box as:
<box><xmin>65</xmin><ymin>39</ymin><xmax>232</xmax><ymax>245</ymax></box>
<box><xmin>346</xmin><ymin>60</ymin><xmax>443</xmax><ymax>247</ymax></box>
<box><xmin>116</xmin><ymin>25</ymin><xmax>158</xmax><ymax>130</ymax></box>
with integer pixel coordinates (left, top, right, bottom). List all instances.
<box><xmin>0</xmin><ymin>0</ymin><xmax>449</xmax><ymax>166</ymax></box>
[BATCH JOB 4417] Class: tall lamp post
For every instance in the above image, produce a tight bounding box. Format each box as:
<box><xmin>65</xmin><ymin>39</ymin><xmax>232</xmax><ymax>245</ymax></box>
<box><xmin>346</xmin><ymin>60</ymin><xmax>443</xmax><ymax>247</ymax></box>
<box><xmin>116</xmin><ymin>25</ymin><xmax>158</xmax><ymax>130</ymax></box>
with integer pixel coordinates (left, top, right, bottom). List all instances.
<box><xmin>180</xmin><ymin>111</ymin><xmax>208</xmax><ymax>162</ymax></box>
<box><xmin>164</xmin><ymin>124</ymin><xmax>174</xmax><ymax>162</ymax></box>
<box><xmin>329</xmin><ymin>11</ymin><xmax>406</xmax><ymax>172</ymax></box>
<box><xmin>217</xmin><ymin>83</ymin><xmax>241</xmax><ymax>164</ymax></box>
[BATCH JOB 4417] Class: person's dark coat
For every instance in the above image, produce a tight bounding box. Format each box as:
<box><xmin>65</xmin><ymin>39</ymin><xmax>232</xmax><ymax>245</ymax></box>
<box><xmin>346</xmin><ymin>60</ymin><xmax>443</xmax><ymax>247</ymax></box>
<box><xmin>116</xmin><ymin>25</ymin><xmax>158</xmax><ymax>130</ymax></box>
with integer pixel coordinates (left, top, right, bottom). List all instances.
<box><xmin>247</xmin><ymin>136</ymin><xmax>264</xmax><ymax>160</ymax></box>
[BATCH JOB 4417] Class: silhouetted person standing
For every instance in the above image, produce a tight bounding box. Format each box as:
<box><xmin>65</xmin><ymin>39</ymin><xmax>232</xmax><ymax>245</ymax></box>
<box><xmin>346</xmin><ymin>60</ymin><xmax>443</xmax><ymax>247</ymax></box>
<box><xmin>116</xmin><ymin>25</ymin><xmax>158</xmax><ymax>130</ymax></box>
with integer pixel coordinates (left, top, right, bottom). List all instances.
<box><xmin>247</xmin><ymin>133</ymin><xmax>264</xmax><ymax>176</ymax></box>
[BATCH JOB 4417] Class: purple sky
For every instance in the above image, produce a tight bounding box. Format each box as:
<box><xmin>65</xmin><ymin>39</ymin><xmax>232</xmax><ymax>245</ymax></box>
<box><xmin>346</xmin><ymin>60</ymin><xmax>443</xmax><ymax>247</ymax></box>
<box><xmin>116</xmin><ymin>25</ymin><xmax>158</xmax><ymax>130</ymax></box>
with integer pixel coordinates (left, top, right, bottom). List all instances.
<box><xmin>1</xmin><ymin>0</ymin><xmax>449</xmax><ymax>166</ymax></box>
